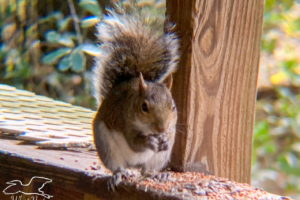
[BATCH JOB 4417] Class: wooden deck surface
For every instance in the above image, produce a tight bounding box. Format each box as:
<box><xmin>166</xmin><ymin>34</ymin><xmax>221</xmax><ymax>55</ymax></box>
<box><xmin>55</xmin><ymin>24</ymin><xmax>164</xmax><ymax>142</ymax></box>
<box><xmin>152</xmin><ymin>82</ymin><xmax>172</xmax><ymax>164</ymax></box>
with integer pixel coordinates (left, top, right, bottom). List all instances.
<box><xmin>0</xmin><ymin>138</ymin><xmax>290</xmax><ymax>200</ymax></box>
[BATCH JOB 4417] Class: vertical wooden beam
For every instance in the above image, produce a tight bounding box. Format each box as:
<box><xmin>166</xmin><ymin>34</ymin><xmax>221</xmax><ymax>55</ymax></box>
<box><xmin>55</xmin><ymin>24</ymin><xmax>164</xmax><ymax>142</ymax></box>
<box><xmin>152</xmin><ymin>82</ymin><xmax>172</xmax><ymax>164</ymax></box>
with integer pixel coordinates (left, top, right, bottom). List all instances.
<box><xmin>167</xmin><ymin>0</ymin><xmax>264</xmax><ymax>183</ymax></box>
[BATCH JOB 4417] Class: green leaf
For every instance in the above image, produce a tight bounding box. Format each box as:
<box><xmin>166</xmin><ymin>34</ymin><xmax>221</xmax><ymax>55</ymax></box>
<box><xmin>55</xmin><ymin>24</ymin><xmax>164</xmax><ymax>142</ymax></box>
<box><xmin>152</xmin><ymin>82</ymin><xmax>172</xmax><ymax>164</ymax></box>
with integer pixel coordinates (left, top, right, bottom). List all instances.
<box><xmin>46</xmin><ymin>31</ymin><xmax>60</xmax><ymax>43</ymax></box>
<box><xmin>42</xmin><ymin>48</ymin><xmax>71</xmax><ymax>65</ymax></box>
<box><xmin>262</xmin><ymin>38</ymin><xmax>277</xmax><ymax>53</ymax></box>
<box><xmin>265</xmin><ymin>0</ymin><xmax>276</xmax><ymax>12</ymax></box>
<box><xmin>254</xmin><ymin>121</ymin><xmax>271</xmax><ymax>146</ymax></box>
<box><xmin>58</xmin><ymin>17</ymin><xmax>71</xmax><ymax>31</ymax></box>
<box><xmin>58</xmin><ymin>34</ymin><xmax>74</xmax><ymax>47</ymax></box>
<box><xmin>264</xmin><ymin>143</ymin><xmax>276</xmax><ymax>153</ymax></box>
<box><xmin>81</xmin><ymin>16</ymin><xmax>100</xmax><ymax>28</ymax></box>
<box><xmin>279</xmin><ymin>153</ymin><xmax>300</xmax><ymax>176</ymax></box>
<box><xmin>79</xmin><ymin>0</ymin><xmax>102</xmax><ymax>17</ymax></box>
<box><xmin>286</xmin><ymin>60</ymin><xmax>298</xmax><ymax>69</ymax></box>
<box><xmin>64</xmin><ymin>32</ymin><xmax>77</xmax><ymax>41</ymax></box>
<box><xmin>38</xmin><ymin>12</ymin><xmax>63</xmax><ymax>24</ymax></box>
<box><xmin>16</xmin><ymin>60</ymin><xmax>32</xmax><ymax>79</ymax></box>
<box><xmin>25</xmin><ymin>23</ymin><xmax>38</xmax><ymax>37</ymax></box>
<box><xmin>81</xmin><ymin>43</ymin><xmax>101</xmax><ymax>56</ymax></box>
<box><xmin>58</xmin><ymin>55</ymin><xmax>71</xmax><ymax>71</ymax></box>
<box><xmin>254</xmin><ymin>121</ymin><xmax>269</xmax><ymax>136</ymax></box>
<box><xmin>70</xmin><ymin>50</ymin><xmax>86</xmax><ymax>72</ymax></box>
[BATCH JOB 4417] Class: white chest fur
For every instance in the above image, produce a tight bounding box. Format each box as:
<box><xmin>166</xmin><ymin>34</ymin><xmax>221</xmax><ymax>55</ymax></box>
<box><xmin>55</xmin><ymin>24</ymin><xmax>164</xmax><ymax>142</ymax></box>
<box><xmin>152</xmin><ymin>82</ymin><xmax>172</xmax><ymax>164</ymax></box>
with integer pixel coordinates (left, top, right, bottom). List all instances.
<box><xmin>97</xmin><ymin>121</ymin><xmax>154</xmax><ymax>171</ymax></box>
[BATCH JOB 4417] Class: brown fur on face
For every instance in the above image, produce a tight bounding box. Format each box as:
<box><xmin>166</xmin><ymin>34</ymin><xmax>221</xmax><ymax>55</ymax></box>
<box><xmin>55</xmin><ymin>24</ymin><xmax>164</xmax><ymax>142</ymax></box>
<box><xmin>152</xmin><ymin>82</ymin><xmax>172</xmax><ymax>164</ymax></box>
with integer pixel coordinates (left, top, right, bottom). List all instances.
<box><xmin>96</xmin><ymin>76</ymin><xmax>177</xmax><ymax>153</ymax></box>
<box><xmin>133</xmin><ymin>79</ymin><xmax>176</xmax><ymax>135</ymax></box>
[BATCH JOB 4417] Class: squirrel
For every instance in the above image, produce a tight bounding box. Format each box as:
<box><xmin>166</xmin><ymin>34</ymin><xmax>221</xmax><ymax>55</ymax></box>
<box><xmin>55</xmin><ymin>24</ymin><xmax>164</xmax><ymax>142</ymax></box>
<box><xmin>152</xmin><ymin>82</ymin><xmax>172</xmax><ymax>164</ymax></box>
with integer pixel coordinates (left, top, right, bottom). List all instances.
<box><xmin>92</xmin><ymin>8</ymin><xmax>179</xmax><ymax>190</ymax></box>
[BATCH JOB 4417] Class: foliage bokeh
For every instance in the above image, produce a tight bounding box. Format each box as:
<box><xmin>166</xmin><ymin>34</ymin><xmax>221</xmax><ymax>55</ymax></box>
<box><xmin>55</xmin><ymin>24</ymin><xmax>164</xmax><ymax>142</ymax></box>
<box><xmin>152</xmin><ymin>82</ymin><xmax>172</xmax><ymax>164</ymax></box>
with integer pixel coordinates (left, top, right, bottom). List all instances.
<box><xmin>253</xmin><ymin>0</ymin><xmax>300</xmax><ymax>199</ymax></box>
<box><xmin>0</xmin><ymin>0</ymin><xmax>300</xmax><ymax>198</ymax></box>
<box><xmin>0</xmin><ymin>0</ymin><xmax>165</xmax><ymax>108</ymax></box>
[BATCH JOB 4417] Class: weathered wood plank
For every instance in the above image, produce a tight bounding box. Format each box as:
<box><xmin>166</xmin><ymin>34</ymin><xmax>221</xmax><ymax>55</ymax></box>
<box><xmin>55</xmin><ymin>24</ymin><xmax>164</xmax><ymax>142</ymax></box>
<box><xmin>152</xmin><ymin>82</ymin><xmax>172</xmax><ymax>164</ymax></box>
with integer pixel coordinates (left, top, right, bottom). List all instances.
<box><xmin>0</xmin><ymin>139</ymin><xmax>285</xmax><ymax>200</ymax></box>
<box><xmin>167</xmin><ymin>0</ymin><xmax>264</xmax><ymax>183</ymax></box>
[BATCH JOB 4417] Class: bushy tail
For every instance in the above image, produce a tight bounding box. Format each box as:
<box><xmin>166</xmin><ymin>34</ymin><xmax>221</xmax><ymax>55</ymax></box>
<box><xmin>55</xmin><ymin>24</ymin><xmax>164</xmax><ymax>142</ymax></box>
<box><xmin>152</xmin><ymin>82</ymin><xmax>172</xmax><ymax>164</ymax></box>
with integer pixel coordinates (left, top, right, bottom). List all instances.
<box><xmin>93</xmin><ymin>9</ymin><xmax>179</xmax><ymax>105</ymax></box>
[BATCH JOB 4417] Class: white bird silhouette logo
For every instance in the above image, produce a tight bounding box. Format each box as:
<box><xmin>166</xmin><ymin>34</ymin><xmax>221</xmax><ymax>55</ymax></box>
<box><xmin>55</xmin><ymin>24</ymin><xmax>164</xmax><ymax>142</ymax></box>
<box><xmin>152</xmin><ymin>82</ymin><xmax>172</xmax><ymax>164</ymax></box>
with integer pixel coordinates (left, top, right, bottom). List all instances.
<box><xmin>2</xmin><ymin>176</ymin><xmax>53</xmax><ymax>199</ymax></box>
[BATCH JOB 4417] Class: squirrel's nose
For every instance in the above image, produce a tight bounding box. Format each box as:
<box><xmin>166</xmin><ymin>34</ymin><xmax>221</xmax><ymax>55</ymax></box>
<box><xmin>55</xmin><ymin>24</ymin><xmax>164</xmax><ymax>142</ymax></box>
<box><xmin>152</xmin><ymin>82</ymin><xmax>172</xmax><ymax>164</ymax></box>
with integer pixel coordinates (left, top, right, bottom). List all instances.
<box><xmin>156</xmin><ymin>127</ymin><xmax>164</xmax><ymax>133</ymax></box>
<box><xmin>155</xmin><ymin>123</ymin><xmax>166</xmax><ymax>134</ymax></box>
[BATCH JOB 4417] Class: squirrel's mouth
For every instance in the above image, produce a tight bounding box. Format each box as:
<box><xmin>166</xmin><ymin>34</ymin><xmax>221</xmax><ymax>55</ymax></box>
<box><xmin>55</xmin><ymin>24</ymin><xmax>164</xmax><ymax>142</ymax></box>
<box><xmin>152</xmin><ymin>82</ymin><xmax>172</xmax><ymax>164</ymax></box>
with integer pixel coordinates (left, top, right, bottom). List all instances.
<box><xmin>150</xmin><ymin>131</ymin><xmax>167</xmax><ymax>136</ymax></box>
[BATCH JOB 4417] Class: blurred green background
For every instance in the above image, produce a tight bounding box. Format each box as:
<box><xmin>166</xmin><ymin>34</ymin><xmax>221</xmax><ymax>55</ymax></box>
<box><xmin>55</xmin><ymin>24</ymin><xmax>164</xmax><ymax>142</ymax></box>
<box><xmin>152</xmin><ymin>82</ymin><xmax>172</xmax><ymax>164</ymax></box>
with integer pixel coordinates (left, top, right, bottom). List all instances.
<box><xmin>0</xmin><ymin>0</ymin><xmax>299</xmax><ymax>198</ymax></box>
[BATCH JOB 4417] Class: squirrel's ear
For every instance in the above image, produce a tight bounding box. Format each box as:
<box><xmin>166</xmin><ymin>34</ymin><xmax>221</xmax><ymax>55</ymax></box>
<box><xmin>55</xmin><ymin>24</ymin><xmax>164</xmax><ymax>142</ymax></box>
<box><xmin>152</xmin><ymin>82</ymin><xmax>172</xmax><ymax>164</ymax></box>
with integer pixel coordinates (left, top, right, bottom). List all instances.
<box><xmin>139</xmin><ymin>72</ymin><xmax>147</xmax><ymax>92</ymax></box>
<box><xmin>164</xmin><ymin>74</ymin><xmax>173</xmax><ymax>90</ymax></box>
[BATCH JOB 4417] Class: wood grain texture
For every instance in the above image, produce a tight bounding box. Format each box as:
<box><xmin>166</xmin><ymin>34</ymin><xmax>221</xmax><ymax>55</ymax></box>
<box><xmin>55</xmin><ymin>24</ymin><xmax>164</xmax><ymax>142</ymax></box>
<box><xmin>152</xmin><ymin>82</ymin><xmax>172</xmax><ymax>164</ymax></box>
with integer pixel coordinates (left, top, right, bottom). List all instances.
<box><xmin>0</xmin><ymin>139</ymin><xmax>285</xmax><ymax>200</ymax></box>
<box><xmin>167</xmin><ymin>0</ymin><xmax>264</xmax><ymax>183</ymax></box>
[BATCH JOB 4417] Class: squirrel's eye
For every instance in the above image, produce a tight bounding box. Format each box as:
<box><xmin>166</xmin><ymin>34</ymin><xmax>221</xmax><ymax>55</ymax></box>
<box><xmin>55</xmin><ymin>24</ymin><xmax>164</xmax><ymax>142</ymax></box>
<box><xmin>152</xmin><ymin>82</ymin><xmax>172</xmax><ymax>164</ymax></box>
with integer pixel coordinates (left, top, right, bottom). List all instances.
<box><xmin>172</xmin><ymin>105</ymin><xmax>176</xmax><ymax>112</ymax></box>
<box><xmin>141</xmin><ymin>102</ymin><xmax>149</xmax><ymax>113</ymax></box>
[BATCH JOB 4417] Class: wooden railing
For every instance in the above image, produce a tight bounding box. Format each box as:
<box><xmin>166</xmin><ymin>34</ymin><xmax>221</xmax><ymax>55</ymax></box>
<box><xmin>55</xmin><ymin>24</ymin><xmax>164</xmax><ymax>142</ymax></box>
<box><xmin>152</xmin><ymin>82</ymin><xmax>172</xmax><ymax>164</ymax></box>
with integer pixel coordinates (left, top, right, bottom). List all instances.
<box><xmin>167</xmin><ymin>0</ymin><xmax>264</xmax><ymax>183</ymax></box>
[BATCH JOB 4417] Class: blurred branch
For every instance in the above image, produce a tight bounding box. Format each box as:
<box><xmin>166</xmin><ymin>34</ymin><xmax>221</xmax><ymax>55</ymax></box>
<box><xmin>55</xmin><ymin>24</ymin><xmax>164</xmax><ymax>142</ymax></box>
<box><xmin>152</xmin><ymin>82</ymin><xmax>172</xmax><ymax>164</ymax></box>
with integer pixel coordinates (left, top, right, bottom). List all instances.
<box><xmin>257</xmin><ymin>84</ymin><xmax>300</xmax><ymax>100</ymax></box>
<box><xmin>67</xmin><ymin>0</ymin><xmax>83</xmax><ymax>44</ymax></box>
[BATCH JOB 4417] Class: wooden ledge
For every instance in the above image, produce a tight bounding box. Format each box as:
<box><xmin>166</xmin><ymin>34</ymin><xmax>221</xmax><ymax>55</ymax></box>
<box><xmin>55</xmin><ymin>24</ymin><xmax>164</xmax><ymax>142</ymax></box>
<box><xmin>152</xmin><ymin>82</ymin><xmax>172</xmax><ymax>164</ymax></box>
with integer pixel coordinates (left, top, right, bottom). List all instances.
<box><xmin>0</xmin><ymin>139</ymin><xmax>290</xmax><ymax>200</ymax></box>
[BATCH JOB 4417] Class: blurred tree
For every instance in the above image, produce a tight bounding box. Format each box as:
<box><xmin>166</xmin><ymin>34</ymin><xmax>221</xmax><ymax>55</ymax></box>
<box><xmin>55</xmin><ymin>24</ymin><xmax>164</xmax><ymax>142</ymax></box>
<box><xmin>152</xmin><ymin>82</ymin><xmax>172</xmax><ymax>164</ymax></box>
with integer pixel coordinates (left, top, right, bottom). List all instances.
<box><xmin>0</xmin><ymin>0</ymin><xmax>165</xmax><ymax>108</ymax></box>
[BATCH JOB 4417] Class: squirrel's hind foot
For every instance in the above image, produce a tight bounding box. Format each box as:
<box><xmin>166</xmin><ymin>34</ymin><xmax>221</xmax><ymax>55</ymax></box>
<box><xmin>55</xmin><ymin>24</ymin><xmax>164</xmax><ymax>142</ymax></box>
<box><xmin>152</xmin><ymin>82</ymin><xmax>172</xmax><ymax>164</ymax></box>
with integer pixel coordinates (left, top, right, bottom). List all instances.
<box><xmin>108</xmin><ymin>168</ymin><xmax>138</xmax><ymax>192</ymax></box>
<box><xmin>142</xmin><ymin>169</ymin><xmax>171</xmax><ymax>182</ymax></box>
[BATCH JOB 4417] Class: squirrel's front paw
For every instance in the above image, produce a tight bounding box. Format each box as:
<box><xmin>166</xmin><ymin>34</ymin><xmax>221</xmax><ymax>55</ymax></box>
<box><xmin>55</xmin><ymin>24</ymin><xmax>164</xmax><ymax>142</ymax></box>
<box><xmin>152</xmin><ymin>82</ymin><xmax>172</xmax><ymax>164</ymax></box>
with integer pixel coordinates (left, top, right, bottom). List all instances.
<box><xmin>147</xmin><ymin>134</ymin><xmax>169</xmax><ymax>152</ymax></box>
<box><xmin>146</xmin><ymin>135</ymin><xmax>160</xmax><ymax>152</ymax></box>
<box><xmin>157</xmin><ymin>134</ymin><xmax>169</xmax><ymax>151</ymax></box>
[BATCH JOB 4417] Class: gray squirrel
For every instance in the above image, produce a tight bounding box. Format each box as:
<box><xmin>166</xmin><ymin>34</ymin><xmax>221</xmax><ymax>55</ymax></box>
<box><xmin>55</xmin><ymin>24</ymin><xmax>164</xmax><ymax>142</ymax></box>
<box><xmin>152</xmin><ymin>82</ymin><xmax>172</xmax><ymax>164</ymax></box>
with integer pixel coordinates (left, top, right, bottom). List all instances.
<box><xmin>92</xmin><ymin>9</ymin><xmax>179</xmax><ymax>190</ymax></box>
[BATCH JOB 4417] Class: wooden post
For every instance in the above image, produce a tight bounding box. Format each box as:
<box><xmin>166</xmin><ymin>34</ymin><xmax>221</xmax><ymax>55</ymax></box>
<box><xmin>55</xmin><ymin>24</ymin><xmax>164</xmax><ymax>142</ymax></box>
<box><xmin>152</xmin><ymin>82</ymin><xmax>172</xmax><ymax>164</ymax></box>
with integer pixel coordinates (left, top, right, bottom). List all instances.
<box><xmin>167</xmin><ymin>0</ymin><xmax>264</xmax><ymax>183</ymax></box>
